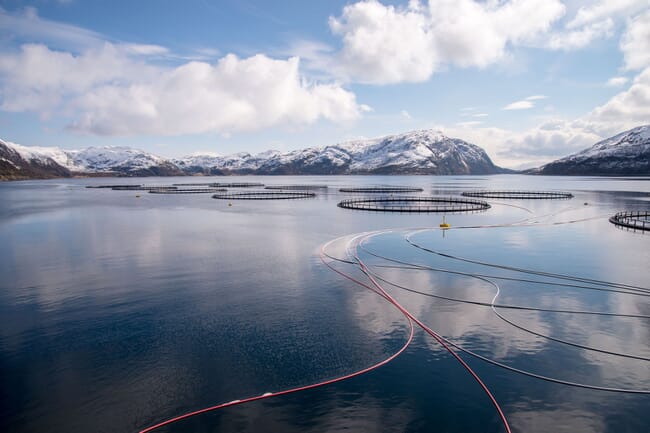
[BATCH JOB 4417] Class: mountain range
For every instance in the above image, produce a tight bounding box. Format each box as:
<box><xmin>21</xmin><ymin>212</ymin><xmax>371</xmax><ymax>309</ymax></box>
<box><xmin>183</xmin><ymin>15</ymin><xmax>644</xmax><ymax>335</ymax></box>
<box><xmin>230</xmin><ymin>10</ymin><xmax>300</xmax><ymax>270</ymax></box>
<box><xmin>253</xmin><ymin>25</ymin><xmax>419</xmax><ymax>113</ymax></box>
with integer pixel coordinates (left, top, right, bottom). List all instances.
<box><xmin>0</xmin><ymin>129</ymin><xmax>503</xmax><ymax>180</ymax></box>
<box><xmin>1</xmin><ymin>126</ymin><xmax>648</xmax><ymax>180</ymax></box>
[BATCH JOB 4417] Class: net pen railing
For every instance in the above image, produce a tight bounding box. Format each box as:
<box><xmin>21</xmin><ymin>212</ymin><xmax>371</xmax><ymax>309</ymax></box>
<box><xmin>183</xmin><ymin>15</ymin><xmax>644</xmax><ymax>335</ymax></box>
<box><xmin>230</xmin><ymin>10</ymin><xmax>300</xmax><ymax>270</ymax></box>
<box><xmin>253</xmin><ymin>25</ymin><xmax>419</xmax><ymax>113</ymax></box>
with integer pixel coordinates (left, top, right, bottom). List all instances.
<box><xmin>461</xmin><ymin>190</ymin><xmax>573</xmax><ymax>199</ymax></box>
<box><xmin>339</xmin><ymin>187</ymin><xmax>424</xmax><ymax>194</ymax></box>
<box><xmin>212</xmin><ymin>191</ymin><xmax>317</xmax><ymax>200</ymax></box>
<box><xmin>609</xmin><ymin>211</ymin><xmax>650</xmax><ymax>231</ymax></box>
<box><xmin>337</xmin><ymin>196</ymin><xmax>491</xmax><ymax>213</ymax></box>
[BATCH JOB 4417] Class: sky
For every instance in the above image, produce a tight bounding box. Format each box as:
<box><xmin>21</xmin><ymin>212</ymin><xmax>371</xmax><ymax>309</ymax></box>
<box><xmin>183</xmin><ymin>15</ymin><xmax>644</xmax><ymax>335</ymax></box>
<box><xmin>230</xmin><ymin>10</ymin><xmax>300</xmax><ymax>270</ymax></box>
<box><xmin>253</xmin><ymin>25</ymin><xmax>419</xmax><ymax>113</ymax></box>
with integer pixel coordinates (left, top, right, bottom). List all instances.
<box><xmin>0</xmin><ymin>0</ymin><xmax>649</xmax><ymax>169</ymax></box>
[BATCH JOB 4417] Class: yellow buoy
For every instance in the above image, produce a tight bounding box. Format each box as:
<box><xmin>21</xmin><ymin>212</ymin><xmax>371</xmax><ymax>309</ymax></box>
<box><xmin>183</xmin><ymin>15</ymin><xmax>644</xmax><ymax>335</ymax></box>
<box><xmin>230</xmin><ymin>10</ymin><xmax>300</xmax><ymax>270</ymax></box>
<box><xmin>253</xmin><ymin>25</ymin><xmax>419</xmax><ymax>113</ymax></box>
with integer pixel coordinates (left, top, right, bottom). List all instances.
<box><xmin>439</xmin><ymin>215</ymin><xmax>450</xmax><ymax>229</ymax></box>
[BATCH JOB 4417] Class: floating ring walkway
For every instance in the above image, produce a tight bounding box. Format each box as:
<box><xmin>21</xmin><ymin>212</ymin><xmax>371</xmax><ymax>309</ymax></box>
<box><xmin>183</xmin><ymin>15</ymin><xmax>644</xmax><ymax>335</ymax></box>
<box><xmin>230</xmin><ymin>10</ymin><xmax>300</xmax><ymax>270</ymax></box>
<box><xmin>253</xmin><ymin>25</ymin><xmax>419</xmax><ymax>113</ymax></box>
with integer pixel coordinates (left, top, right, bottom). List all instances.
<box><xmin>212</xmin><ymin>191</ymin><xmax>316</xmax><ymax>200</ymax></box>
<box><xmin>111</xmin><ymin>186</ymin><xmax>177</xmax><ymax>191</ymax></box>
<box><xmin>339</xmin><ymin>187</ymin><xmax>423</xmax><ymax>193</ymax></box>
<box><xmin>149</xmin><ymin>188</ymin><xmax>227</xmax><ymax>194</ymax></box>
<box><xmin>462</xmin><ymin>190</ymin><xmax>573</xmax><ymax>199</ymax></box>
<box><xmin>86</xmin><ymin>184</ymin><xmax>142</xmax><ymax>189</ymax></box>
<box><xmin>338</xmin><ymin>196</ymin><xmax>490</xmax><ymax>213</ymax></box>
<box><xmin>609</xmin><ymin>211</ymin><xmax>650</xmax><ymax>231</ymax></box>
<box><xmin>264</xmin><ymin>185</ymin><xmax>328</xmax><ymax>190</ymax></box>
<box><xmin>209</xmin><ymin>182</ymin><xmax>264</xmax><ymax>188</ymax></box>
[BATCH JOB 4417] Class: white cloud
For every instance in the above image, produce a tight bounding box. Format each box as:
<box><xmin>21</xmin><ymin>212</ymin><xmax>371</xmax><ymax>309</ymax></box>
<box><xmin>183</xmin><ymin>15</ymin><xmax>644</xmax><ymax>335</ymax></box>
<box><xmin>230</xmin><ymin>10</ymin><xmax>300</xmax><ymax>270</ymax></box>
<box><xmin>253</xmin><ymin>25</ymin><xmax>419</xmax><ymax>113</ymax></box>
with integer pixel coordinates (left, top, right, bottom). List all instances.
<box><xmin>0</xmin><ymin>7</ymin><xmax>106</xmax><ymax>50</ymax></box>
<box><xmin>455</xmin><ymin>120</ymin><xmax>483</xmax><ymax>127</ymax></box>
<box><xmin>441</xmin><ymin>120</ymin><xmax>602</xmax><ymax>168</ymax></box>
<box><xmin>545</xmin><ymin>1</ymin><xmax>648</xmax><ymax>52</ymax></box>
<box><xmin>329</xmin><ymin>1</ymin><xmax>437</xmax><ymax>84</ymax></box>
<box><xmin>328</xmin><ymin>0</ymin><xmax>566</xmax><ymax>84</ymax></box>
<box><xmin>620</xmin><ymin>9</ymin><xmax>650</xmax><ymax>70</ymax></box>
<box><xmin>472</xmin><ymin>113</ymin><xmax>488</xmax><ymax>117</ymax></box>
<box><xmin>503</xmin><ymin>100</ymin><xmax>534</xmax><ymax>110</ymax></box>
<box><xmin>585</xmin><ymin>66</ymin><xmax>650</xmax><ymax>134</ymax></box>
<box><xmin>400</xmin><ymin>109</ymin><xmax>412</xmax><ymax>119</ymax></box>
<box><xmin>526</xmin><ymin>95</ymin><xmax>547</xmax><ymax>100</ymax></box>
<box><xmin>568</xmin><ymin>0</ymin><xmax>648</xmax><ymax>29</ymax></box>
<box><xmin>0</xmin><ymin>44</ymin><xmax>365</xmax><ymax>135</ymax></box>
<box><xmin>503</xmin><ymin>94</ymin><xmax>548</xmax><ymax>110</ymax></box>
<box><xmin>0</xmin><ymin>43</ymin><xmax>160</xmax><ymax>114</ymax></box>
<box><xmin>549</xmin><ymin>18</ymin><xmax>615</xmax><ymax>49</ymax></box>
<box><xmin>444</xmin><ymin>63</ymin><xmax>650</xmax><ymax>169</ymax></box>
<box><xmin>606</xmin><ymin>76</ymin><xmax>629</xmax><ymax>86</ymax></box>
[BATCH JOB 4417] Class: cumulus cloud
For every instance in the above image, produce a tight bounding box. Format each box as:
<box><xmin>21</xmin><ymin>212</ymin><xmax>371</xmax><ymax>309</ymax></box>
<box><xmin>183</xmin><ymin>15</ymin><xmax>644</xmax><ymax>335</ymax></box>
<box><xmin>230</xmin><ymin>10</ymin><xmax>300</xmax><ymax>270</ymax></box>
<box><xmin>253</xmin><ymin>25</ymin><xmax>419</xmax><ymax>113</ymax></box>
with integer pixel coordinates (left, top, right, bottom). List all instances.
<box><xmin>328</xmin><ymin>0</ymin><xmax>566</xmax><ymax>84</ymax></box>
<box><xmin>442</xmin><ymin>120</ymin><xmax>601</xmax><ymax>168</ymax></box>
<box><xmin>606</xmin><ymin>76</ymin><xmax>629</xmax><ymax>86</ymax></box>
<box><xmin>567</xmin><ymin>0</ymin><xmax>648</xmax><ymax>29</ymax></box>
<box><xmin>0</xmin><ymin>44</ymin><xmax>364</xmax><ymax>135</ymax></box>
<box><xmin>545</xmin><ymin>0</ymin><xmax>649</xmax><ymax>51</ymax></box>
<box><xmin>0</xmin><ymin>43</ymin><xmax>160</xmax><ymax>114</ymax></box>
<box><xmin>329</xmin><ymin>1</ymin><xmax>437</xmax><ymax>84</ymax></box>
<box><xmin>547</xmin><ymin>18</ymin><xmax>614</xmax><ymax>50</ymax></box>
<box><xmin>585</xmin><ymin>66</ymin><xmax>650</xmax><ymax>134</ymax></box>
<box><xmin>620</xmin><ymin>9</ymin><xmax>650</xmax><ymax>70</ymax></box>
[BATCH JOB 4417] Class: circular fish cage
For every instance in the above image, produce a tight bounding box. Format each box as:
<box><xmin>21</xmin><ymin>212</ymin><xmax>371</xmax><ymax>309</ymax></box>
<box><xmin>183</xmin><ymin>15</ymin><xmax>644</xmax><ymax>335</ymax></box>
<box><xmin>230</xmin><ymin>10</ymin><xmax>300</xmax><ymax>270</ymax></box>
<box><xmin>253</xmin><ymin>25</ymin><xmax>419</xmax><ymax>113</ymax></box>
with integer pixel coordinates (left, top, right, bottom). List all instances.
<box><xmin>212</xmin><ymin>191</ymin><xmax>316</xmax><ymax>200</ymax></box>
<box><xmin>172</xmin><ymin>183</ymin><xmax>214</xmax><ymax>187</ymax></box>
<box><xmin>149</xmin><ymin>188</ymin><xmax>227</xmax><ymax>194</ymax></box>
<box><xmin>209</xmin><ymin>182</ymin><xmax>265</xmax><ymax>188</ymax></box>
<box><xmin>111</xmin><ymin>185</ymin><xmax>177</xmax><ymax>191</ymax></box>
<box><xmin>86</xmin><ymin>184</ymin><xmax>142</xmax><ymax>189</ymax></box>
<box><xmin>264</xmin><ymin>185</ymin><xmax>328</xmax><ymax>190</ymax></box>
<box><xmin>338</xmin><ymin>196</ymin><xmax>490</xmax><ymax>213</ymax></box>
<box><xmin>339</xmin><ymin>187</ymin><xmax>424</xmax><ymax>193</ymax></box>
<box><xmin>461</xmin><ymin>190</ymin><xmax>573</xmax><ymax>200</ymax></box>
<box><xmin>609</xmin><ymin>211</ymin><xmax>650</xmax><ymax>231</ymax></box>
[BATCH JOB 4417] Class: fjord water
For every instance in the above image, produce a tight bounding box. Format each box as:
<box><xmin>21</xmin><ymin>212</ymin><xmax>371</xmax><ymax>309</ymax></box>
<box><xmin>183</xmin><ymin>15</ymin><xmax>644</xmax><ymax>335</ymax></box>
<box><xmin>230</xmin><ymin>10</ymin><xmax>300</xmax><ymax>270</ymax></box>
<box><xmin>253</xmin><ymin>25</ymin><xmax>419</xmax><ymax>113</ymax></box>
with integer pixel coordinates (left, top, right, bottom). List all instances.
<box><xmin>1</xmin><ymin>175</ymin><xmax>649</xmax><ymax>433</ymax></box>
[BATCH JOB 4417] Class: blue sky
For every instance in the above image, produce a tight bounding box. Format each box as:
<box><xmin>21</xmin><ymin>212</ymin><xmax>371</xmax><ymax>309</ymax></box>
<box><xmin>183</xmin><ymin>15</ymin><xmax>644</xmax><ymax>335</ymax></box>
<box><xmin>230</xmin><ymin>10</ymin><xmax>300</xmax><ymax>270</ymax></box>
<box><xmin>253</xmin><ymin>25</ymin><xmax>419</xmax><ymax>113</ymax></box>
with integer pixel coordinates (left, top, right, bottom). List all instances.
<box><xmin>0</xmin><ymin>0</ymin><xmax>649</xmax><ymax>168</ymax></box>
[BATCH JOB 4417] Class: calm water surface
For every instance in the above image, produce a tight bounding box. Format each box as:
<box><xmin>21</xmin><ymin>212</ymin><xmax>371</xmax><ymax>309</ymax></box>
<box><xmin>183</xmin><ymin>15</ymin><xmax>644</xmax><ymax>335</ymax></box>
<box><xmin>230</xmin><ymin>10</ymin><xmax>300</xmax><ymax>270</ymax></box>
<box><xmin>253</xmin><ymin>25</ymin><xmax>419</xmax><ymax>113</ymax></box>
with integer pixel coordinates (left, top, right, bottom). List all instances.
<box><xmin>1</xmin><ymin>175</ymin><xmax>649</xmax><ymax>433</ymax></box>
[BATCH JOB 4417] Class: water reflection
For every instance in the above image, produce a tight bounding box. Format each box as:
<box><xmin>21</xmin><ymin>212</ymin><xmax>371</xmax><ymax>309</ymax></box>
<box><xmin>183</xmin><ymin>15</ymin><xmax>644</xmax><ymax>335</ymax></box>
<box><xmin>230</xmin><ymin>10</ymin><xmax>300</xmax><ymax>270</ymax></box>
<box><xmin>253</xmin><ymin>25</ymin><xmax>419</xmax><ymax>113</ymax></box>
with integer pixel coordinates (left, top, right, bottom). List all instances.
<box><xmin>1</xmin><ymin>175</ymin><xmax>649</xmax><ymax>433</ymax></box>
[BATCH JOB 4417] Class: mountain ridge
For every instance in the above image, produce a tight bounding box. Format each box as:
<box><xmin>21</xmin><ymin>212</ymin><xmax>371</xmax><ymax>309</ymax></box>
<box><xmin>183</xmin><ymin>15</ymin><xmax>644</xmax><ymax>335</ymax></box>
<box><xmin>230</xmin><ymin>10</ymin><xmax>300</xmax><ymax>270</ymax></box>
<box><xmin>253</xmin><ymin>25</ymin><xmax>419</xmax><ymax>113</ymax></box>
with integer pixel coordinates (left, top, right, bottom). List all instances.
<box><xmin>4</xmin><ymin>126</ymin><xmax>649</xmax><ymax>181</ymax></box>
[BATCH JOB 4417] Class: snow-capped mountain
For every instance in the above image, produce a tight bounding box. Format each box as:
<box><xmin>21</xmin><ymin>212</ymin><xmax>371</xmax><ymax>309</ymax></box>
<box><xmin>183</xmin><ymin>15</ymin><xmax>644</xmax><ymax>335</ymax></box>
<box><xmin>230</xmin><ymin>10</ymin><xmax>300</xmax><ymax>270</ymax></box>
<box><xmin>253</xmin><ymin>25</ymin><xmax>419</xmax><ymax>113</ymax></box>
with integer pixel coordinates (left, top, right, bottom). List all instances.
<box><xmin>66</xmin><ymin>147</ymin><xmax>181</xmax><ymax>175</ymax></box>
<box><xmin>1</xmin><ymin>129</ymin><xmax>504</xmax><ymax>180</ymax></box>
<box><xmin>534</xmin><ymin>125</ymin><xmax>650</xmax><ymax>175</ymax></box>
<box><xmin>174</xmin><ymin>130</ymin><xmax>503</xmax><ymax>175</ymax></box>
<box><xmin>0</xmin><ymin>141</ymin><xmax>182</xmax><ymax>179</ymax></box>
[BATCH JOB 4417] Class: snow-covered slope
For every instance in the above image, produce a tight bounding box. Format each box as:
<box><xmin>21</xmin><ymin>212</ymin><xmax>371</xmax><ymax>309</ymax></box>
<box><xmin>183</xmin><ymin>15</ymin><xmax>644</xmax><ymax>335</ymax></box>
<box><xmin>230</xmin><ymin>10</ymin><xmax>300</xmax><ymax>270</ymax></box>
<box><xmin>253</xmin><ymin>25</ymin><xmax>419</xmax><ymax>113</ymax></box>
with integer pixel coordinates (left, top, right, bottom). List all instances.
<box><xmin>535</xmin><ymin>125</ymin><xmax>650</xmax><ymax>175</ymax></box>
<box><xmin>0</xmin><ymin>139</ymin><xmax>72</xmax><ymax>180</ymax></box>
